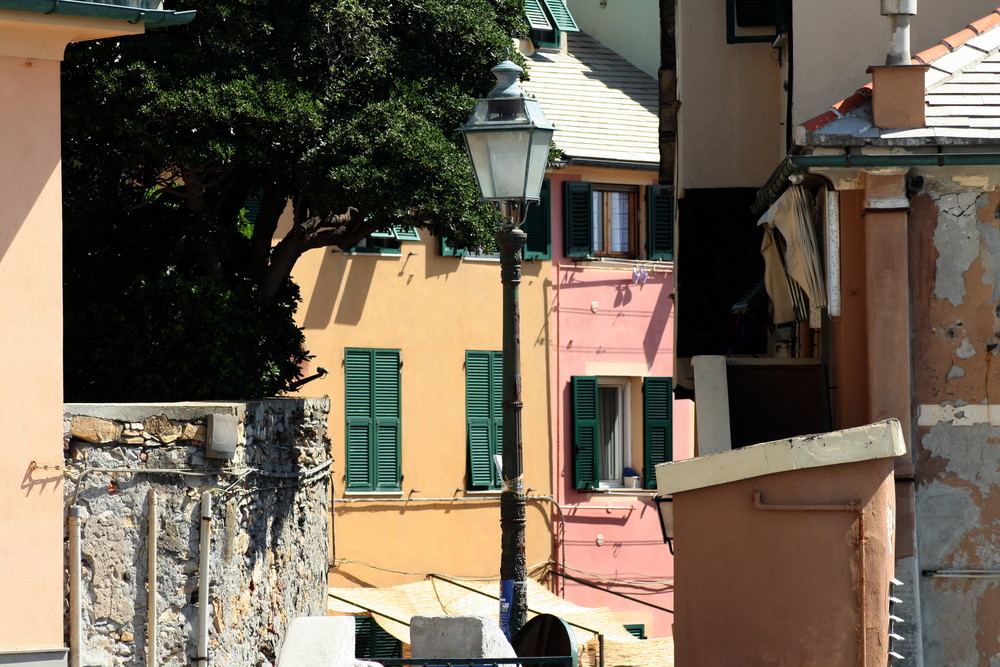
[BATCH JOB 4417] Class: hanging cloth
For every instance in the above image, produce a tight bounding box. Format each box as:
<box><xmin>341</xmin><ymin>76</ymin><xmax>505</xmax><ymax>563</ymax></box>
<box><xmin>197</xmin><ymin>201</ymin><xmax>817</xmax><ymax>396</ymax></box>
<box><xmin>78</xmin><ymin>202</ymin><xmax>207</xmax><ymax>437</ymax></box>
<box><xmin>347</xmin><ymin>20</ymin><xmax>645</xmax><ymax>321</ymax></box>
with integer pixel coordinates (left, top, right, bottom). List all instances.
<box><xmin>758</xmin><ymin>185</ymin><xmax>827</xmax><ymax>329</ymax></box>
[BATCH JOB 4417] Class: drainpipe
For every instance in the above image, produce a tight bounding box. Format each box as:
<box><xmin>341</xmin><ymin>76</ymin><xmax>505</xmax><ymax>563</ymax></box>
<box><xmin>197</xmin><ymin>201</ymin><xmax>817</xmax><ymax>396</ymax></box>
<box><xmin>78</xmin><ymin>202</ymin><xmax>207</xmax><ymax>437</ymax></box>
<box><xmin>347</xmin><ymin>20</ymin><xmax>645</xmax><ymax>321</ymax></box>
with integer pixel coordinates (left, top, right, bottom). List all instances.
<box><xmin>195</xmin><ymin>493</ymin><xmax>212</xmax><ymax>666</ymax></box>
<box><xmin>68</xmin><ymin>506</ymin><xmax>84</xmax><ymax>667</ymax></box>
<box><xmin>147</xmin><ymin>489</ymin><xmax>158</xmax><ymax>666</ymax></box>
<box><xmin>881</xmin><ymin>0</ymin><xmax>917</xmax><ymax>66</ymax></box>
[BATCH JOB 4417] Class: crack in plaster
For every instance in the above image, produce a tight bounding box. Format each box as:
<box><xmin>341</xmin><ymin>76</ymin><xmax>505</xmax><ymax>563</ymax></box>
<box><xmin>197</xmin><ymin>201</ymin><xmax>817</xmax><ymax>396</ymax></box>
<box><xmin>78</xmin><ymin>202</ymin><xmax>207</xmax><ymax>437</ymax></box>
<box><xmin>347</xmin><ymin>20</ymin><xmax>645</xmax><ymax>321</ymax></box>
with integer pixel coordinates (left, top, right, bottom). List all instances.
<box><xmin>933</xmin><ymin>192</ymin><xmax>992</xmax><ymax>307</ymax></box>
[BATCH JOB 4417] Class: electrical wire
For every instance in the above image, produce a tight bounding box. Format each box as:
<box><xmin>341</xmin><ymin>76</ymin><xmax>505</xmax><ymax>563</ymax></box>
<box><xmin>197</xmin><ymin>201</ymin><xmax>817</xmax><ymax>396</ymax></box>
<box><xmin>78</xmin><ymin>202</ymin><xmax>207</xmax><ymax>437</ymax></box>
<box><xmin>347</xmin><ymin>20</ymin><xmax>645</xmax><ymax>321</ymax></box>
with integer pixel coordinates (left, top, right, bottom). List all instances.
<box><xmin>556</xmin><ymin>562</ymin><xmax>674</xmax><ymax>587</ymax></box>
<box><xmin>332</xmin><ymin>557</ymin><xmax>552</xmax><ymax>581</ymax></box>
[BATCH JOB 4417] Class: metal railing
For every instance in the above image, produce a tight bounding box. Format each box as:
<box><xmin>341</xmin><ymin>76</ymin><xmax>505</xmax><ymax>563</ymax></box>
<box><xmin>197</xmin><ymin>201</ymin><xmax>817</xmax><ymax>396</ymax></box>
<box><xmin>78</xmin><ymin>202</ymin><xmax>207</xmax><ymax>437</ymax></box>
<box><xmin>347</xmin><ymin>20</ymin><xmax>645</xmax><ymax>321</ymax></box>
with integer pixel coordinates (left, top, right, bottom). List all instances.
<box><xmin>377</xmin><ymin>658</ymin><xmax>573</xmax><ymax>666</ymax></box>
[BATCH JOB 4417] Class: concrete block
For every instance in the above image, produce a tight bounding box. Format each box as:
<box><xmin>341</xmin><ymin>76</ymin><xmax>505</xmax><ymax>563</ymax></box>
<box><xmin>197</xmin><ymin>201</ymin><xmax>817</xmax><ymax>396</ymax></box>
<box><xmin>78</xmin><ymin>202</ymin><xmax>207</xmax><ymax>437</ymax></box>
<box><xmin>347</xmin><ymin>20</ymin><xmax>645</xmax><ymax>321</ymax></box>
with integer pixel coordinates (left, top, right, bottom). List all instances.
<box><xmin>278</xmin><ymin>616</ymin><xmax>377</xmax><ymax>667</ymax></box>
<box><xmin>411</xmin><ymin>615</ymin><xmax>517</xmax><ymax>660</ymax></box>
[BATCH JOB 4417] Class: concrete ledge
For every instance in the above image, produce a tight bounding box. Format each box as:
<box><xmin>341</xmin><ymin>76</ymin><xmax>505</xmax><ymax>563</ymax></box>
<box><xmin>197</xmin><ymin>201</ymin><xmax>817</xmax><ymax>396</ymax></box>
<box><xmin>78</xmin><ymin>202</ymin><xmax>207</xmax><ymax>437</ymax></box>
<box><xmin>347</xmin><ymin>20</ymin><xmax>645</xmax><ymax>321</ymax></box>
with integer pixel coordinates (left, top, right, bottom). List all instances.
<box><xmin>656</xmin><ymin>419</ymin><xmax>906</xmax><ymax>495</ymax></box>
<box><xmin>0</xmin><ymin>648</ymin><xmax>67</xmax><ymax>666</ymax></box>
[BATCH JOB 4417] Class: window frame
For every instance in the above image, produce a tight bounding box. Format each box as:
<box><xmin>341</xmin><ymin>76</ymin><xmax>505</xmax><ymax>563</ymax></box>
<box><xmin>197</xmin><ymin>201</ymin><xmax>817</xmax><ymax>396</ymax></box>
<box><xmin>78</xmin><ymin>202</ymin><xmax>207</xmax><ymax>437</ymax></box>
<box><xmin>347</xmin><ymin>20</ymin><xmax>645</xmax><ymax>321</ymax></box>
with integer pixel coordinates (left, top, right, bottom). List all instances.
<box><xmin>344</xmin><ymin>348</ymin><xmax>402</xmax><ymax>493</ymax></box>
<box><xmin>591</xmin><ymin>185</ymin><xmax>638</xmax><ymax>259</ymax></box>
<box><xmin>349</xmin><ymin>226</ymin><xmax>421</xmax><ymax>255</ymax></box>
<box><xmin>596</xmin><ymin>378</ymin><xmax>632</xmax><ymax>487</ymax></box>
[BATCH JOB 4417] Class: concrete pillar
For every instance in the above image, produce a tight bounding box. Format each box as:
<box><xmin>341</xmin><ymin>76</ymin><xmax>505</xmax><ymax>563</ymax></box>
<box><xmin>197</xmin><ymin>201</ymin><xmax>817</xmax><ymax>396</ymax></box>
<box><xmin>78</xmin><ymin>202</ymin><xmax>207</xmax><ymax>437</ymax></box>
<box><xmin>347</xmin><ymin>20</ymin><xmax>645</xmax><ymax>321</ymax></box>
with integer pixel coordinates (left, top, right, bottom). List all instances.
<box><xmin>862</xmin><ymin>172</ymin><xmax>913</xmax><ymax>472</ymax></box>
<box><xmin>691</xmin><ymin>355</ymin><xmax>731</xmax><ymax>455</ymax></box>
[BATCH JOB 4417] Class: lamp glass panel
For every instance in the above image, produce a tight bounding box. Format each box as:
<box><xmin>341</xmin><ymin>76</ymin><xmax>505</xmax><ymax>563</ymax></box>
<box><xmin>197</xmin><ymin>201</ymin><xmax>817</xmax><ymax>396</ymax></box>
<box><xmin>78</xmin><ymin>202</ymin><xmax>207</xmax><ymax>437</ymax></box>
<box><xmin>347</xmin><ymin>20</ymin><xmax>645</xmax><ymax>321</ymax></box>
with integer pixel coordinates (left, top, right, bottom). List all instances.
<box><xmin>524</xmin><ymin>129</ymin><xmax>553</xmax><ymax>200</ymax></box>
<box><xmin>465</xmin><ymin>130</ymin><xmax>532</xmax><ymax>200</ymax></box>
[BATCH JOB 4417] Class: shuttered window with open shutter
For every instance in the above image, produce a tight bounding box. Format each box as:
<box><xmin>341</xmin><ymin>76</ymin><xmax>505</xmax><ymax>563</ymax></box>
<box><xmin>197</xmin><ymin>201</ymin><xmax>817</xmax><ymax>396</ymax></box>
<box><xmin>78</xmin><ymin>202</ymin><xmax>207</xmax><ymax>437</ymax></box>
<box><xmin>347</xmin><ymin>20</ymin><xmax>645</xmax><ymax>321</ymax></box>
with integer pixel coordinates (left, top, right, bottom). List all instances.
<box><xmin>564</xmin><ymin>181</ymin><xmax>593</xmax><ymax>258</ymax></box>
<box><xmin>646</xmin><ymin>185</ymin><xmax>674</xmax><ymax>261</ymax></box>
<box><xmin>466</xmin><ymin>351</ymin><xmax>503</xmax><ymax>490</ymax></box>
<box><xmin>345</xmin><ymin>348</ymin><xmax>401</xmax><ymax>492</ymax></box>
<box><xmin>643</xmin><ymin>377</ymin><xmax>673</xmax><ymax>489</ymax></box>
<box><xmin>571</xmin><ymin>376</ymin><xmax>600</xmax><ymax>490</ymax></box>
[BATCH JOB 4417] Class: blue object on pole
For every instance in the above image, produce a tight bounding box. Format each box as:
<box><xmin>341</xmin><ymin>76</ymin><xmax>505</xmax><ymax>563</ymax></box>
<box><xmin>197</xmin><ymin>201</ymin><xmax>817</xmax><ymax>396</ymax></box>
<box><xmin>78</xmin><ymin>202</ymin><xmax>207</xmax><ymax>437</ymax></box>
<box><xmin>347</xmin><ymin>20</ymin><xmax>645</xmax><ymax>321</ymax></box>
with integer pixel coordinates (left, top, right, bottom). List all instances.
<box><xmin>499</xmin><ymin>579</ymin><xmax>515</xmax><ymax>641</ymax></box>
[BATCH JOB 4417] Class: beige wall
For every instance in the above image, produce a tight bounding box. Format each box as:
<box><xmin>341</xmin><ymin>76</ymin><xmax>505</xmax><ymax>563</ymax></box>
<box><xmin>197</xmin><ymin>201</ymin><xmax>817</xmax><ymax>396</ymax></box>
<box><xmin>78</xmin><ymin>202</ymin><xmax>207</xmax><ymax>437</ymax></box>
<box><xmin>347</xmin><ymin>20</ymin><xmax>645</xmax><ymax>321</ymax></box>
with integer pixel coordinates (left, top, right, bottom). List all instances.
<box><xmin>793</xmin><ymin>0</ymin><xmax>1000</xmax><ymax>125</ymax></box>
<box><xmin>290</xmin><ymin>230</ymin><xmax>555</xmax><ymax>588</ymax></box>
<box><xmin>566</xmin><ymin>0</ymin><xmax>659</xmax><ymax>78</ymax></box>
<box><xmin>0</xmin><ymin>52</ymin><xmax>65</xmax><ymax>652</ymax></box>
<box><xmin>0</xmin><ymin>14</ymin><xmax>143</xmax><ymax>656</ymax></box>
<box><xmin>676</xmin><ymin>0</ymin><xmax>785</xmax><ymax>190</ymax></box>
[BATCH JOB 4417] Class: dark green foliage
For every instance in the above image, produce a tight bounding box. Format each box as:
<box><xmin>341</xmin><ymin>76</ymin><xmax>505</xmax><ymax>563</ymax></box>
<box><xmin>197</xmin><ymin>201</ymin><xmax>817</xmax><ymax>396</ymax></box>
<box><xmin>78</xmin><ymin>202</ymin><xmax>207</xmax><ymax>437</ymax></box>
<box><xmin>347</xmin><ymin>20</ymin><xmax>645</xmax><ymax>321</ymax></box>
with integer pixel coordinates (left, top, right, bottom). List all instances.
<box><xmin>62</xmin><ymin>0</ymin><xmax>524</xmax><ymax>401</ymax></box>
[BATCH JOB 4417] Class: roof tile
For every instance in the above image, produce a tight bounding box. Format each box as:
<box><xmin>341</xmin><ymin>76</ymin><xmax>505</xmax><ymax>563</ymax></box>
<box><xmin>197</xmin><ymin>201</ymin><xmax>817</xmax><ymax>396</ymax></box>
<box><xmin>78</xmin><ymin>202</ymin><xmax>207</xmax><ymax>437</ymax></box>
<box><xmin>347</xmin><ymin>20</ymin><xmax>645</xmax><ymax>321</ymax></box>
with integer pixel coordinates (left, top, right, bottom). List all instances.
<box><xmin>968</xmin><ymin>9</ymin><xmax>1000</xmax><ymax>36</ymax></box>
<box><xmin>800</xmin><ymin>6</ymin><xmax>1000</xmax><ymax>140</ymax></box>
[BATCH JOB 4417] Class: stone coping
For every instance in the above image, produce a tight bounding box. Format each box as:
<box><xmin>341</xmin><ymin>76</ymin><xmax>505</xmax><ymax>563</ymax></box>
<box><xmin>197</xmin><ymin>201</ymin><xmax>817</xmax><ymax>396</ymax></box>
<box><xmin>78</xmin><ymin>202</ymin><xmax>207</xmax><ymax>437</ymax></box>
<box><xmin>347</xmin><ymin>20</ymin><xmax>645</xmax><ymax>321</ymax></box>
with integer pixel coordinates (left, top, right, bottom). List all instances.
<box><xmin>655</xmin><ymin>419</ymin><xmax>906</xmax><ymax>496</ymax></box>
<box><xmin>65</xmin><ymin>397</ymin><xmax>328</xmax><ymax>422</ymax></box>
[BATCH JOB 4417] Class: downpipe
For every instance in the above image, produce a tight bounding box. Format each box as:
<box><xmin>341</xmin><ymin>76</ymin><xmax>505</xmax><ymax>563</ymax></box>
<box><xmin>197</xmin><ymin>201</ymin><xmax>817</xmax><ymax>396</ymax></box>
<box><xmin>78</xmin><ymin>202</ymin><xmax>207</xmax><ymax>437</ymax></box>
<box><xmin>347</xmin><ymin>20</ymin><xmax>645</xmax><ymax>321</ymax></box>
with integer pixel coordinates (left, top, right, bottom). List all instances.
<box><xmin>68</xmin><ymin>506</ymin><xmax>84</xmax><ymax>667</ymax></box>
<box><xmin>195</xmin><ymin>493</ymin><xmax>212</xmax><ymax>666</ymax></box>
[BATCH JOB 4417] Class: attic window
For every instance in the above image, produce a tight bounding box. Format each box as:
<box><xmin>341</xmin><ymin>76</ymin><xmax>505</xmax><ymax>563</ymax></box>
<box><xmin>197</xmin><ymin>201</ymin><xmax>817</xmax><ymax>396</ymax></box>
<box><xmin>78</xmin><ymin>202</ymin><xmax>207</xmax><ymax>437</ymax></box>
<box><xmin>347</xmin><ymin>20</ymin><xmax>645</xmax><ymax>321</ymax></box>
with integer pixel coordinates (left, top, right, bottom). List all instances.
<box><xmin>526</xmin><ymin>0</ymin><xmax>579</xmax><ymax>49</ymax></box>
<box><xmin>725</xmin><ymin>0</ymin><xmax>785</xmax><ymax>44</ymax></box>
<box><xmin>734</xmin><ymin>0</ymin><xmax>776</xmax><ymax>27</ymax></box>
<box><xmin>350</xmin><ymin>225</ymin><xmax>420</xmax><ymax>255</ymax></box>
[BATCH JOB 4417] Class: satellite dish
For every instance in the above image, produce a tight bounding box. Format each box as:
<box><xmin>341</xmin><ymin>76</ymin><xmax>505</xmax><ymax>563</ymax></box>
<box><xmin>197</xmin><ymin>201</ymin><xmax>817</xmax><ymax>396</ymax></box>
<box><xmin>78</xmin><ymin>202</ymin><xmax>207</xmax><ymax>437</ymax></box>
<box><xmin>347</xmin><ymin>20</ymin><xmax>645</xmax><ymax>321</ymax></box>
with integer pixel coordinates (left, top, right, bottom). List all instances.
<box><xmin>513</xmin><ymin>614</ymin><xmax>578</xmax><ymax>667</ymax></box>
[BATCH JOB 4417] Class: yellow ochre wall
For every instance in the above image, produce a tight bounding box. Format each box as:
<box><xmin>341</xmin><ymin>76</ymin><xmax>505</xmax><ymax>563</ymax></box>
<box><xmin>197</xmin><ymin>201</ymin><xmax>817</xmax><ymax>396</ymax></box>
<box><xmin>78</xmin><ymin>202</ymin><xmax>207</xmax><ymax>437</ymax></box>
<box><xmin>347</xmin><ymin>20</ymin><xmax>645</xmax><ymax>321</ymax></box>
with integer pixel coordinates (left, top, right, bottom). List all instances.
<box><xmin>290</xmin><ymin>228</ymin><xmax>555</xmax><ymax>589</ymax></box>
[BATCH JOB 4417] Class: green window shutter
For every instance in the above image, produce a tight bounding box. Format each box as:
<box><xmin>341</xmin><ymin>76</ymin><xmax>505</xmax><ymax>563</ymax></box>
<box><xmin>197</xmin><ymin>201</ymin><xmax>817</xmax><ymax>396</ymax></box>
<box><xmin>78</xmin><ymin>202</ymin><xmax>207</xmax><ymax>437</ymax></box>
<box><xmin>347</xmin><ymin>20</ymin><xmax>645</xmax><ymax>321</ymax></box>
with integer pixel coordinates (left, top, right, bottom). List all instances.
<box><xmin>572</xmin><ymin>376</ymin><xmax>600</xmax><ymax>490</ymax></box>
<box><xmin>624</xmin><ymin>624</ymin><xmax>647</xmax><ymax>640</ymax></box>
<box><xmin>542</xmin><ymin>0</ymin><xmax>579</xmax><ymax>31</ymax></box>
<box><xmin>243</xmin><ymin>196</ymin><xmax>262</xmax><ymax>225</ymax></box>
<box><xmin>373</xmin><ymin>349</ymin><xmax>401</xmax><ymax>491</ymax></box>
<box><xmin>525</xmin><ymin>0</ymin><xmax>553</xmax><ymax>29</ymax></box>
<box><xmin>355</xmin><ymin>616</ymin><xmax>401</xmax><ymax>660</ymax></box>
<box><xmin>523</xmin><ymin>179</ymin><xmax>552</xmax><ymax>260</ymax></box>
<box><xmin>392</xmin><ymin>225</ymin><xmax>421</xmax><ymax>242</ymax></box>
<box><xmin>345</xmin><ymin>348</ymin><xmax>401</xmax><ymax>492</ymax></box>
<box><xmin>564</xmin><ymin>181</ymin><xmax>593</xmax><ymax>258</ymax></box>
<box><xmin>643</xmin><ymin>377</ymin><xmax>673</xmax><ymax>489</ymax></box>
<box><xmin>466</xmin><ymin>351</ymin><xmax>502</xmax><ymax>489</ymax></box>
<box><xmin>440</xmin><ymin>237</ymin><xmax>467</xmax><ymax>257</ymax></box>
<box><xmin>345</xmin><ymin>348</ymin><xmax>375</xmax><ymax>491</ymax></box>
<box><xmin>646</xmin><ymin>185</ymin><xmax>674</xmax><ymax>261</ymax></box>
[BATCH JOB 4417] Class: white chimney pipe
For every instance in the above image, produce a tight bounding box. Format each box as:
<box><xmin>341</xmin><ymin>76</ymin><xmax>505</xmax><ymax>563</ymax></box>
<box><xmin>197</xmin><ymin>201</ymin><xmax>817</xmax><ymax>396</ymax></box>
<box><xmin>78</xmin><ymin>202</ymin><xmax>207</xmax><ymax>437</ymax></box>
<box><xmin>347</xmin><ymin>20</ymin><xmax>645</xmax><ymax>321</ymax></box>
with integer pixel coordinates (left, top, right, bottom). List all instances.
<box><xmin>881</xmin><ymin>0</ymin><xmax>917</xmax><ymax>65</ymax></box>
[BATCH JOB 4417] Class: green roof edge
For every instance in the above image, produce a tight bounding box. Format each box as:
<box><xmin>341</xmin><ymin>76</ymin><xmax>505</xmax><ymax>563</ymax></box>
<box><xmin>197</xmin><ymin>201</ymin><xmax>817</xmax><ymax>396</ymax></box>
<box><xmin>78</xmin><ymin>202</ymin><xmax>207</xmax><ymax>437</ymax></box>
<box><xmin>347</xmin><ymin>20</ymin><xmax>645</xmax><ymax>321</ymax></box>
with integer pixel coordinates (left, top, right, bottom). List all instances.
<box><xmin>0</xmin><ymin>0</ymin><xmax>195</xmax><ymax>27</ymax></box>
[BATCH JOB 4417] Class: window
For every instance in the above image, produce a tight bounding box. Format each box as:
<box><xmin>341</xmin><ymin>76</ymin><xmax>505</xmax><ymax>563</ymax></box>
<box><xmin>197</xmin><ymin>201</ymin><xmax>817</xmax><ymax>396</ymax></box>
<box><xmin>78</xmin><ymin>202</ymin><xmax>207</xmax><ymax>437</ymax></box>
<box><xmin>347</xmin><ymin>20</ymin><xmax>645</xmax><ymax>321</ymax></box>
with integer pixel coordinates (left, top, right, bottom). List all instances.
<box><xmin>350</xmin><ymin>226</ymin><xmax>420</xmax><ymax>255</ymax></box>
<box><xmin>525</xmin><ymin>0</ymin><xmax>578</xmax><ymax>48</ymax></box>
<box><xmin>624</xmin><ymin>624</ymin><xmax>647</xmax><ymax>640</ymax></box>
<box><xmin>466</xmin><ymin>351</ymin><xmax>503</xmax><ymax>490</ymax></box>
<box><xmin>345</xmin><ymin>348</ymin><xmax>401</xmax><ymax>492</ymax></box>
<box><xmin>354</xmin><ymin>616</ymin><xmax>401</xmax><ymax>660</ymax></box>
<box><xmin>571</xmin><ymin>376</ymin><xmax>673</xmax><ymax>490</ymax></box>
<box><xmin>565</xmin><ymin>182</ymin><xmax>674</xmax><ymax>261</ymax></box>
<box><xmin>442</xmin><ymin>180</ymin><xmax>551</xmax><ymax>260</ymax></box>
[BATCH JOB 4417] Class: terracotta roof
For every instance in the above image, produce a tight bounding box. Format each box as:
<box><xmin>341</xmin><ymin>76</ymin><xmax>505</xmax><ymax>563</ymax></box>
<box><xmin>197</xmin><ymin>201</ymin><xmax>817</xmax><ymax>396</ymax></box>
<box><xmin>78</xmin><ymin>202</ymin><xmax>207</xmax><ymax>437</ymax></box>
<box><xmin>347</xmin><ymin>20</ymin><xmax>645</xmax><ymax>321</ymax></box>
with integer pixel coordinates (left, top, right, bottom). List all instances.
<box><xmin>520</xmin><ymin>32</ymin><xmax>660</xmax><ymax>165</ymax></box>
<box><xmin>796</xmin><ymin>6</ymin><xmax>1000</xmax><ymax>146</ymax></box>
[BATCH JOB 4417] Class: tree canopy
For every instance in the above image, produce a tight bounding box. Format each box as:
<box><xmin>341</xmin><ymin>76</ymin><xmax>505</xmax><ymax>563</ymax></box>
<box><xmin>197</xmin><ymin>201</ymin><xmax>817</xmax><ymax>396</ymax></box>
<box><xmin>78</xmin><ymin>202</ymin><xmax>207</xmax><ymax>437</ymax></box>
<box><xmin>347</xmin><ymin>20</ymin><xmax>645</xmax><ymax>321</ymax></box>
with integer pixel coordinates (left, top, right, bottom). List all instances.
<box><xmin>62</xmin><ymin>0</ymin><xmax>523</xmax><ymax>402</ymax></box>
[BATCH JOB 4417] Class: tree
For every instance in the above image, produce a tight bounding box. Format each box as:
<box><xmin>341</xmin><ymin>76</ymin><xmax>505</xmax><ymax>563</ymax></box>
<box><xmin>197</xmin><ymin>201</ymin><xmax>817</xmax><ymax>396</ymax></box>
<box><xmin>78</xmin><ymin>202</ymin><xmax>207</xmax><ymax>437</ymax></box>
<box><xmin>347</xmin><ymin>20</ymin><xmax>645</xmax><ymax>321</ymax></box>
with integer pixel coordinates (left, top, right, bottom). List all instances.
<box><xmin>62</xmin><ymin>0</ymin><xmax>524</xmax><ymax>402</ymax></box>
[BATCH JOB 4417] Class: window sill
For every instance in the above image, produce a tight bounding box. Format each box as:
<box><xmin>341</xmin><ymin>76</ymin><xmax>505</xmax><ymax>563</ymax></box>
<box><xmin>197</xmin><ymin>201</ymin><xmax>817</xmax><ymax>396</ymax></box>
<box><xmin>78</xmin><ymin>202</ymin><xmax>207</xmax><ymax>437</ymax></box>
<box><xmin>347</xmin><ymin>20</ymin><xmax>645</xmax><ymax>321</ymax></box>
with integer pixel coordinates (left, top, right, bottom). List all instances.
<box><xmin>464</xmin><ymin>489</ymin><xmax>502</xmax><ymax>496</ymax></box>
<box><xmin>341</xmin><ymin>252</ymin><xmax>404</xmax><ymax>259</ymax></box>
<box><xmin>586</xmin><ymin>487</ymin><xmax>657</xmax><ymax>496</ymax></box>
<box><xmin>342</xmin><ymin>490</ymin><xmax>404</xmax><ymax>496</ymax></box>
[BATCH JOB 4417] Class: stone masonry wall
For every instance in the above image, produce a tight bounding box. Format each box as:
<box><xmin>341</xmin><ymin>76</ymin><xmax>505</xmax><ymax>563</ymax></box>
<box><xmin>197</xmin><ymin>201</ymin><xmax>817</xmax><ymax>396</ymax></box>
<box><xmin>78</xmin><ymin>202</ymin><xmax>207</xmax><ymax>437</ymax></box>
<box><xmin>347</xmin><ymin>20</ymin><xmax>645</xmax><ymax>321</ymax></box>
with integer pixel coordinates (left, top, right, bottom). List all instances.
<box><xmin>64</xmin><ymin>399</ymin><xmax>331</xmax><ymax>667</ymax></box>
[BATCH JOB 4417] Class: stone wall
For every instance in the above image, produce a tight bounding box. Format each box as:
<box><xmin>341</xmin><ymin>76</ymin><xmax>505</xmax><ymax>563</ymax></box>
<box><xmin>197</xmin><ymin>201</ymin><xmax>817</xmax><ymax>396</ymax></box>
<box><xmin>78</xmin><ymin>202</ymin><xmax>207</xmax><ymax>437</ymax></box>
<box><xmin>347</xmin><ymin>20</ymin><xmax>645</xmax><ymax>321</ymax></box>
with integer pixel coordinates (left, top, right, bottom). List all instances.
<box><xmin>64</xmin><ymin>399</ymin><xmax>331</xmax><ymax>667</ymax></box>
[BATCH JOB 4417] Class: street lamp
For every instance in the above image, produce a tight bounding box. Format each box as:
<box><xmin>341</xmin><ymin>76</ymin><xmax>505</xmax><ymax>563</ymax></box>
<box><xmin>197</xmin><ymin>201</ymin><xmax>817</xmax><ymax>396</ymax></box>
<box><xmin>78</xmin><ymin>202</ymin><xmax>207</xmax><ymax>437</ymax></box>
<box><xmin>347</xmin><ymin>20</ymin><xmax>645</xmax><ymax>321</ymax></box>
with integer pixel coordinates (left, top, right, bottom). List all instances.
<box><xmin>457</xmin><ymin>59</ymin><xmax>555</xmax><ymax>642</ymax></box>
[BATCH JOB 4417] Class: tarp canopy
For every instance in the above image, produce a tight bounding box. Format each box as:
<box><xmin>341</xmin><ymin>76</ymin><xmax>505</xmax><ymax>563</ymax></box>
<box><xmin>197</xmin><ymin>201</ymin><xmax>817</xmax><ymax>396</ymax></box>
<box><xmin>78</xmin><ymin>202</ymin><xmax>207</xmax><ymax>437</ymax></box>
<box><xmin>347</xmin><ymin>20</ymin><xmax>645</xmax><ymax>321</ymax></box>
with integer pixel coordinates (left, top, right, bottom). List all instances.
<box><xmin>328</xmin><ymin>577</ymin><xmax>674</xmax><ymax>666</ymax></box>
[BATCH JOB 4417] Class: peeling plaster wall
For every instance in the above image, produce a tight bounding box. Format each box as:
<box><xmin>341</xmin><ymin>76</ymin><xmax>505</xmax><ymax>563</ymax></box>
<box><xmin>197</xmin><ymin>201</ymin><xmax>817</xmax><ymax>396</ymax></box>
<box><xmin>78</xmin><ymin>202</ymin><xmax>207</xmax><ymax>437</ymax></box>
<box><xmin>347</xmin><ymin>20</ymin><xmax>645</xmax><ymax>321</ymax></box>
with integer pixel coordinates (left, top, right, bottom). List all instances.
<box><xmin>910</xmin><ymin>182</ymin><xmax>1000</xmax><ymax>665</ymax></box>
<box><xmin>63</xmin><ymin>399</ymin><xmax>332</xmax><ymax>667</ymax></box>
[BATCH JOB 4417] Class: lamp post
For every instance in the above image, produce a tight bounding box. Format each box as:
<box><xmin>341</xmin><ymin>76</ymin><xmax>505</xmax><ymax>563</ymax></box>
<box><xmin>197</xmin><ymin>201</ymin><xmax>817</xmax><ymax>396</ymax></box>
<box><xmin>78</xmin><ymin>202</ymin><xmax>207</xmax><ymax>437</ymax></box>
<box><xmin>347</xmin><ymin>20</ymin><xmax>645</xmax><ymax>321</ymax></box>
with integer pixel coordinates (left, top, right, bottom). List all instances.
<box><xmin>458</xmin><ymin>59</ymin><xmax>554</xmax><ymax>641</ymax></box>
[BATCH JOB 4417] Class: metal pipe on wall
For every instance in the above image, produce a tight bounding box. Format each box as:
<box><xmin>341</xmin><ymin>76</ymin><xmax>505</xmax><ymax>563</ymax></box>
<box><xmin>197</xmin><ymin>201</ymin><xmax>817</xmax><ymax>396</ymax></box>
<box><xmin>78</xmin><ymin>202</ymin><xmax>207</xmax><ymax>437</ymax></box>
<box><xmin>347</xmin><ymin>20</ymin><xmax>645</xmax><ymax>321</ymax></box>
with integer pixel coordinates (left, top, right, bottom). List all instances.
<box><xmin>147</xmin><ymin>489</ymin><xmax>158</xmax><ymax>666</ymax></box>
<box><xmin>195</xmin><ymin>493</ymin><xmax>212</xmax><ymax>666</ymax></box>
<box><xmin>68</xmin><ymin>506</ymin><xmax>84</xmax><ymax>667</ymax></box>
